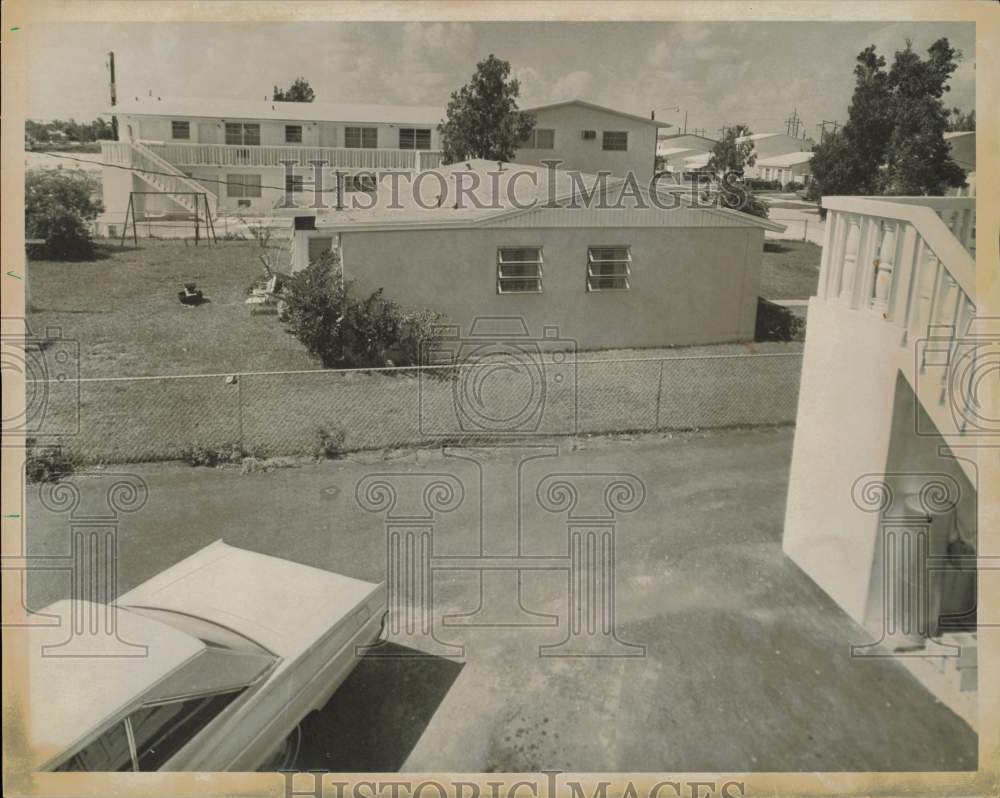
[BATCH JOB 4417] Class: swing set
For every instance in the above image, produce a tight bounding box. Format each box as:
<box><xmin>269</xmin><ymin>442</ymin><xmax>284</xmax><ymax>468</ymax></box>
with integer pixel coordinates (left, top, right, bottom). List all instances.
<box><xmin>119</xmin><ymin>191</ymin><xmax>218</xmax><ymax>247</ymax></box>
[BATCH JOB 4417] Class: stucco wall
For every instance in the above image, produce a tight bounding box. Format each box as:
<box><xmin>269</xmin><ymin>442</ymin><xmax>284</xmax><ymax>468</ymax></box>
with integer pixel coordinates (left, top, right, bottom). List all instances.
<box><xmin>513</xmin><ymin>106</ymin><xmax>659</xmax><ymax>185</ymax></box>
<box><xmin>782</xmin><ymin>299</ymin><xmax>904</xmax><ymax>624</ymax></box>
<box><xmin>331</xmin><ymin>225</ymin><xmax>762</xmax><ymax>350</ymax></box>
<box><xmin>117</xmin><ymin>113</ymin><xmax>442</xmax><ymax>150</ymax></box>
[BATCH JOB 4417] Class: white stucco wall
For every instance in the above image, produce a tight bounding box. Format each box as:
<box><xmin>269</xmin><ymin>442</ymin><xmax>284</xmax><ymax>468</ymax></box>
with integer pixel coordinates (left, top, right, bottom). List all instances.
<box><xmin>116</xmin><ymin>113</ymin><xmax>442</xmax><ymax>150</ymax></box>
<box><xmin>298</xmin><ymin>224</ymin><xmax>763</xmax><ymax>350</ymax></box>
<box><xmin>514</xmin><ymin>105</ymin><xmax>659</xmax><ymax>184</ymax></box>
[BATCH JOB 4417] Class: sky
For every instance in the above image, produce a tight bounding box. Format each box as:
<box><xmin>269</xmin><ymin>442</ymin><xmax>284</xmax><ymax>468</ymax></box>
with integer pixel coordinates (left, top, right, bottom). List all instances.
<box><xmin>24</xmin><ymin>20</ymin><xmax>975</xmax><ymax>138</ymax></box>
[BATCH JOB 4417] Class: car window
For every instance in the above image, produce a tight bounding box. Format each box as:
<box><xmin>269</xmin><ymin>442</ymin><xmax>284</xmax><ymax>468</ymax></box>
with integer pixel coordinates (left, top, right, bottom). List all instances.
<box><xmin>122</xmin><ymin>606</ymin><xmax>274</xmax><ymax>656</ymax></box>
<box><xmin>54</xmin><ymin>722</ymin><xmax>133</xmax><ymax>772</ymax></box>
<box><xmin>129</xmin><ymin>691</ymin><xmax>242</xmax><ymax>771</ymax></box>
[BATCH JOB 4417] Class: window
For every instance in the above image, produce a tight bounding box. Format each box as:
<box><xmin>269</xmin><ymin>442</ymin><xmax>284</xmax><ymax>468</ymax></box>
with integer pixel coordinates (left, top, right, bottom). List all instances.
<box><xmin>582</xmin><ymin>130</ymin><xmax>597</xmax><ymax>140</ymax></box>
<box><xmin>587</xmin><ymin>246</ymin><xmax>631</xmax><ymax>291</ymax></box>
<box><xmin>55</xmin><ymin>722</ymin><xmax>133</xmax><ymax>772</ymax></box>
<box><xmin>285</xmin><ymin>174</ymin><xmax>305</xmax><ymax>193</ymax></box>
<box><xmin>497</xmin><ymin>247</ymin><xmax>543</xmax><ymax>294</ymax></box>
<box><xmin>129</xmin><ymin>691</ymin><xmax>242</xmax><ymax>771</ymax></box>
<box><xmin>345</xmin><ymin>126</ymin><xmax>377</xmax><ymax>148</ymax></box>
<box><xmin>225</xmin><ymin>123</ymin><xmax>260</xmax><ymax>146</ymax></box>
<box><xmin>226</xmin><ymin>174</ymin><xmax>262</xmax><ymax>198</ymax></box>
<box><xmin>171</xmin><ymin>121</ymin><xmax>190</xmax><ymax>140</ymax></box>
<box><xmin>285</xmin><ymin>125</ymin><xmax>303</xmax><ymax>143</ymax></box>
<box><xmin>519</xmin><ymin>129</ymin><xmax>555</xmax><ymax>150</ymax></box>
<box><xmin>344</xmin><ymin>173</ymin><xmax>377</xmax><ymax>193</ymax></box>
<box><xmin>399</xmin><ymin>128</ymin><xmax>432</xmax><ymax>150</ymax></box>
<box><xmin>602</xmin><ymin>131</ymin><xmax>628</xmax><ymax>151</ymax></box>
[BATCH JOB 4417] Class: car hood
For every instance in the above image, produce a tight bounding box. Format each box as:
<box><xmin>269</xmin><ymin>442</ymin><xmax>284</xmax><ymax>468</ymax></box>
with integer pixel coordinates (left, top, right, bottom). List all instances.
<box><xmin>115</xmin><ymin>540</ymin><xmax>383</xmax><ymax>659</ymax></box>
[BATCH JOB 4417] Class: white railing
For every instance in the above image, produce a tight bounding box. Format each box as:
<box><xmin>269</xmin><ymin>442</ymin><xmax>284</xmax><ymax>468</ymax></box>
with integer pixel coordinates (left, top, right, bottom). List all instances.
<box><xmin>140</xmin><ymin>141</ymin><xmax>446</xmax><ymax>172</ymax></box>
<box><xmin>819</xmin><ymin>195</ymin><xmax>976</xmax><ymax>427</ymax></box>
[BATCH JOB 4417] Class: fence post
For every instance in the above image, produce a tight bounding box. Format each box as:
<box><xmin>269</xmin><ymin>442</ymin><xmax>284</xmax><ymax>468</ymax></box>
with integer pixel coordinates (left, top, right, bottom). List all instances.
<box><xmin>654</xmin><ymin>359</ymin><xmax>665</xmax><ymax>431</ymax></box>
<box><xmin>803</xmin><ymin>219</ymin><xmax>808</xmax><ymax>242</ymax></box>
<box><xmin>236</xmin><ymin>376</ymin><xmax>244</xmax><ymax>454</ymax></box>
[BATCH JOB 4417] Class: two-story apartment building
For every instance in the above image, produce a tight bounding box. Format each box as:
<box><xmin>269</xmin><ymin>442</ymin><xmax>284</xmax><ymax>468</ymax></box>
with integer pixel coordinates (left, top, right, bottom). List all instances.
<box><xmin>98</xmin><ymin>97</ymin><xmax>446</xmax><ymax>228</ymax></box>
<box><xmin>513</xmin><ymin>100</ymin><xmax>669</xmax><ymax>185</ymax></box>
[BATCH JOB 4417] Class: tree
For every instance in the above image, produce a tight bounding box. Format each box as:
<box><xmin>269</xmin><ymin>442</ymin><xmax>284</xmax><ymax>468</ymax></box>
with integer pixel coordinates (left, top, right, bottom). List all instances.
<box><xmin>25</xmin><ymin>169</ymin><xmax>103</xmax><ymax>259</ymax></box>
<box><xmin>946</xmin><ymin>107</ymin><xmax>975</xmax><ymax>131</ymax></box>
<box><xmin>438</xmin><ymin>55</ymin><xmax>535</xmax><ymax>163</ymax></box>
<box><xmin>809</xmin><ymin>38</ymin><xmax>965</xmax><ymax>200</ymax></box>
<box><xmin>273</xmin><ymin>77</ymin><xmax>315</xmax><ymax>102</ymax></box>
<box><xmin>706</xmin><ymin>126</ymin><xmax>768</xmax><ymax>219</ymax></box>
<box><xmin>706</xmin><ymin>124</ymin><xmax>757</xmax><ymax>176</ymax></box>
<box><xmin>881</xmin><ymin>39</ymin><xmax>967</xmax><ymax>195</ymax></box>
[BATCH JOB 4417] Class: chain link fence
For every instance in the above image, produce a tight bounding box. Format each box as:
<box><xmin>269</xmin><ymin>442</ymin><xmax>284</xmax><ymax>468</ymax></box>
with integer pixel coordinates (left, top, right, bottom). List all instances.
<box><xmin>29</xmin><ymin>350</ymin><xmax>803</xmax><ymax>465</ymax></box>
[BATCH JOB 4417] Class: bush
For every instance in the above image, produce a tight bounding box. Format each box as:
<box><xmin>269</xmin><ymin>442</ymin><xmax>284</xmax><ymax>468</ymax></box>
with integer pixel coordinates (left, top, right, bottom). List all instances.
<box><xmin>783</xmin><ymin>181</ymin><xmax>805</xmax><ymax>192</ymax></box>
<box><xmin>25</xmin><ymin>169</ymin><xmax>103</xmax><ymax>259</ymax></box>
<box><xmin>25</xmin><ymin>443</ymin><xmax>76</xmax><ymax>483</ymax></box>
<box><xmin>744</xmin><ymin>178</ymin><xmax>781</xmax><ymax>191</ymax></box>
<box><xmin>283</xmin><ymin>252</ymin><xmax>447</xmax><ymax>369</ymax></box>
<box><xmin>179</xmin><ymin>443</ymin><xmax>244</xmax><ymax>467</ymax></box>
<box><xmin>314</xmin><ymin>425</ymin><xmax>347</xmax><ymax>459</ymax></box>
<box><xmin>755</xmin><ymin>298</ymin><xmax>806</xmax><ymax>342</ymax></box>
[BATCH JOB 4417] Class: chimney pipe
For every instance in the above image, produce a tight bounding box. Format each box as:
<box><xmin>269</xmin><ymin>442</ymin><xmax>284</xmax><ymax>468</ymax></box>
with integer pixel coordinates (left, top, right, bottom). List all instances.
<box><xmin>650</xmin><ymin>110</ymin><xmax>655</xmax><ymax>120</ymax></box>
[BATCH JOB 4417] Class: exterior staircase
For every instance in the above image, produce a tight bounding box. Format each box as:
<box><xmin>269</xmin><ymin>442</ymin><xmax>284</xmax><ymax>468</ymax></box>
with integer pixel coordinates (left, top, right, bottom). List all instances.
<box><xmin>101</xmin><ymin>140</ymin><xmax>218</xmax><ymax>218</ymax></box>
<box><xmin>782</xmin><ymin>193</ymin><xmax>982</xmax><ymax>728</ymax></box>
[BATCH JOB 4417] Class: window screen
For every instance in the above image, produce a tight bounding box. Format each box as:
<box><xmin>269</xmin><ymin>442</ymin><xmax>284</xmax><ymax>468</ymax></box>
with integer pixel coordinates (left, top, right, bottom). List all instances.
<box><xmin>171</xmin><ymin>121</ymin><xmax>190</xmax><ymax>140</ymax></box>
<box><xmin>345</xmin><ymin>127</ymin><xmax>377</xmax><ymax>148</ymax></box>
<box><xmin>399</xmin><ymin>128</ymin><xmax>432</xmax><ymax>150</ymax></box>
<box><xmin>587</xmin><ymin>246</ymin><xmax>631</xmax><ymax>291</ymax></box>
<box><xmin>602</xmin><ymin>131</ymin><xmax>628</xmax><ymax>151</ymax></box>
<box><xmin>497</xmin><ymin>247</ymin><xmax>543</xmax><ymax>294</ymax></box>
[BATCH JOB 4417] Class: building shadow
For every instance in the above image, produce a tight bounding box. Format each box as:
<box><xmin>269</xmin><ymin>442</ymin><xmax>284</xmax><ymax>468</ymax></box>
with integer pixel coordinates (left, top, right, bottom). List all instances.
<box><xmin>294</xmin><ymin>643</ymin><xmax>464</xmax><ymax>772</ymax></box>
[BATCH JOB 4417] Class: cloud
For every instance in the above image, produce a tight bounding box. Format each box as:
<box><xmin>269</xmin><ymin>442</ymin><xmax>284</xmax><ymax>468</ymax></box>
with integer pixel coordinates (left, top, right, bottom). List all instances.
<box><xmin>550</xmin><ymin>70</ymin><xmax>594</xmax><ymax>102</ymax></box>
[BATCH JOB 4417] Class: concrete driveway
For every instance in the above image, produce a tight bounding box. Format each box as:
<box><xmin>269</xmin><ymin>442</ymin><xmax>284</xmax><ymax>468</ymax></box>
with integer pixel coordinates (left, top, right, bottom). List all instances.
<box><xmin>23</xmin><ymin>428</ymin><xmax>976</xmax><ymax>772</ymax></box>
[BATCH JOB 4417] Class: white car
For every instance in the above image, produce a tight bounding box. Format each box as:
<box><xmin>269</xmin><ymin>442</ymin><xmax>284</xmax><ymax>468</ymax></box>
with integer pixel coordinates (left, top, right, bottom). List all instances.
<box><xmin>22</xmin><ymin>540</ymin><xmax>386</xmax><ymax>772</ymax></box>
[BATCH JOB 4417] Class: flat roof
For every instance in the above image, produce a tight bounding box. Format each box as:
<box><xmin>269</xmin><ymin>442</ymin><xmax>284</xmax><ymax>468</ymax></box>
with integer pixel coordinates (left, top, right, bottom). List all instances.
<box><xmin>299</xmin><ymin>158</ymin><xmax>784</xmax><ymax>233</ymax></box>
<box><xmin>756</xmin><ymin>151</ymin><xmax>815</xmax><ymax>167</ymax></box>
<box><xmin>111</xmin><ymin>96</ymin><xmax>445</xmax><ymax>126</ymax></box>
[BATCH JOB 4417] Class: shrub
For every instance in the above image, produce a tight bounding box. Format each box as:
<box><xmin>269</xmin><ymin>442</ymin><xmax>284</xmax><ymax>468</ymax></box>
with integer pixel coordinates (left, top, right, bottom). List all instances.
<box><xmin>783</xmin><ymin>181</ymin><xmax>806</xmax><ymax>192</ymax></box>
<box><xmin>755</xmin><ymin>298</ymin><xmax>806</xmax><ymax>342</ymax></box>
<box><xmin>25</xmin><ymin>443</ymin><xmax>76</xmax><ymax>483</ymax></box>
<box><xmin>314</xmin><ymin>425</ymin><xmax>347</xmax><ymax>459</ymax></box>
<box><xmin>283</xmin><ymin>252</ymin><xmax>447</xmax><ymax>368</ymax></box>
<box><xmin>25</xmin><ymin>169</ymin><xmax>103</xmax><ymax>259</ymax></box>
<box><xmin>179</xmin><ymin>443</ymin><xmax>244</xmax><ymax>467</ymax></box>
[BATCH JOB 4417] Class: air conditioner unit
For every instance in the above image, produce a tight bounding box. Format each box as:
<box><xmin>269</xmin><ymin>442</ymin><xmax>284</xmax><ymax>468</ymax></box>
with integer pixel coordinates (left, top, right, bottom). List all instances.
<box><xmin>582</xmin><ymin>130</ymin><xmax>597</xmax><ymax>140</ymax></box>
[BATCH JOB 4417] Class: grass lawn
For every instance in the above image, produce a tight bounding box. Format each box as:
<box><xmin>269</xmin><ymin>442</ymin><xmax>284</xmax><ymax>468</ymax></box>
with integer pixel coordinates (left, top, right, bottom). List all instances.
<box><xmin>759</xmin><ymin>239</ymin><xmax>822</xmax><ymax>300</ymax></box>
<box><xmin>27</xmin><ymin>240</ymin><xmax>313</xmax><ymax>378</ymax></box>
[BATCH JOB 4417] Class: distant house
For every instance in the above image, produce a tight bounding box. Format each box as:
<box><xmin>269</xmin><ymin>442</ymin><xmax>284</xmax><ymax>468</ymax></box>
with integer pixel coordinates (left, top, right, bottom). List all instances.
<box><xmin>944</xmin><ymin>130</ymin><xmax>975</xmax><ymax>173</ymax></box>
<box><xmin>513</xmin><ymin>100</ymin><xmax>670</xmax><ymax>185</ymax></box>
<box><xmin>656</xmin><ymin>133</ymin><xmax>718</xmax><ymax>175</ymax></box>
<box><xmin>945</xmin><ymin>131</ymin><xmax>975</xmax><ymax>195</ymax></box>
<box><xmin>97</xmin><ymin>96</ymin><xmax>446</xmax><ymax>227</ymax></box>
<box><xmin>289</xmin><ymin>159</ymin><xmax>785</xmax><ymax>351</ymax></box>
<box><xmin>738</xmin><ymin>132</ymin><xmax>815</xmax><ymax>162</ymax></box>
<box><xmin>754</xmin><ymin>151</ymin><xmax>814</xmax><ymax>186</ymax></box>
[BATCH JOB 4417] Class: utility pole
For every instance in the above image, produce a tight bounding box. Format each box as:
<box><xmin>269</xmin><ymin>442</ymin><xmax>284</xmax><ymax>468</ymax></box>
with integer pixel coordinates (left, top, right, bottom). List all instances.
<box><xmin>816</xmin><ymin>119</ymin><xmax>840</xmax><ymax>143</ymax></box>
<box><xmin>106</xmin><ymin>51</ymin><xmax>119</xmax><ymax>140</ymax></box>
<box><xmin>785</xmin><ymin>108</ymin><xmax>803</xmax><ymax>138</ymax></box>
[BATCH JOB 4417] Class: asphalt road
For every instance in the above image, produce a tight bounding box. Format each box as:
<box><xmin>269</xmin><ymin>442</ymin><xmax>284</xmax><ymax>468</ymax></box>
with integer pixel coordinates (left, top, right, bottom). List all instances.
<box><xmin>22</xmin><ymin>427</ymin><xmax>977</xmax><ymax>772</ymax></box>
